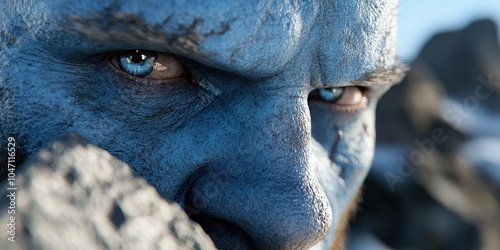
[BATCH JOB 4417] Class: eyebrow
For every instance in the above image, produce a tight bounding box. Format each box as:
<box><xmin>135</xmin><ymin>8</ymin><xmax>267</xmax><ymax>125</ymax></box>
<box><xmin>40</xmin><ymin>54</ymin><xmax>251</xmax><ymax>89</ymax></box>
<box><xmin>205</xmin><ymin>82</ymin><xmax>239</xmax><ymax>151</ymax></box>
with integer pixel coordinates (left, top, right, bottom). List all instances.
<box><xmin>352</xmin><ymin>63</ymin><xmax>409</xmax><ymax>87</ymax></box>
<box><xmin>67</xmin><ymin>12</ymin><xmax>205</xmax><ymax>58</ymax></box>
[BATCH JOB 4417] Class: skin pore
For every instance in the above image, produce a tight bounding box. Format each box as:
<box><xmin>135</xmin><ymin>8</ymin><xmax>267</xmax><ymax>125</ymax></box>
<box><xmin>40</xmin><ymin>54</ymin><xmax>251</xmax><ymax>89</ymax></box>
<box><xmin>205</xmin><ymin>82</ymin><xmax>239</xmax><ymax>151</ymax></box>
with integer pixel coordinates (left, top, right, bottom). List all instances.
<box><xmin>0</xmin><ymin>0</ymin><xmax>404</xmax><ymax>249</ymax></box>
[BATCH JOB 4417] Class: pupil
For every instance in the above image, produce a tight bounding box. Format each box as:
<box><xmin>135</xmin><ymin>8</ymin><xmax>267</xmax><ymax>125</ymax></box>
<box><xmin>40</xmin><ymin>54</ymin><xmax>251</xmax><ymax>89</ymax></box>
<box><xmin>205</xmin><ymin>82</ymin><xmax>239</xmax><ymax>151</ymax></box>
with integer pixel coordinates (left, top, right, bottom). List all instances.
<box><xmin>130</xmin><ymin>51</ymin><xmax>145</xmax><ymax>63</ymax></box>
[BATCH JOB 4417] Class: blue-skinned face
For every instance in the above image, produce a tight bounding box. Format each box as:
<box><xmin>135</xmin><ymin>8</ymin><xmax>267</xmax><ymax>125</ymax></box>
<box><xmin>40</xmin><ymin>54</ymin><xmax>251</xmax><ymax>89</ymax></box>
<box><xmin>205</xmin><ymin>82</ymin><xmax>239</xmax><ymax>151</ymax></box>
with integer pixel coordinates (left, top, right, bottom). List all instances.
<box><xmin>1</xmin><ymin>0</ymin><xmax>402</xmax><ymax>249</ymax></box>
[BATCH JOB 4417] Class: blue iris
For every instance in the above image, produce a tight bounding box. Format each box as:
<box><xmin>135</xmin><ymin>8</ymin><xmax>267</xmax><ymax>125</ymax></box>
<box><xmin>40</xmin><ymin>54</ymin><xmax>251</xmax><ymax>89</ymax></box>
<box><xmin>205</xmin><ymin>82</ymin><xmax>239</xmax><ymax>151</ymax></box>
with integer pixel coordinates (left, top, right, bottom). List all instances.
<box><xmin>118</xmin><ymin>50</ymin><xmax>157</xmax><ymax>77</ymax></box>
<box><xmin>318</xmin><ymin>88</ymin><xmax>345</xmax><ymax>102</ymax></box>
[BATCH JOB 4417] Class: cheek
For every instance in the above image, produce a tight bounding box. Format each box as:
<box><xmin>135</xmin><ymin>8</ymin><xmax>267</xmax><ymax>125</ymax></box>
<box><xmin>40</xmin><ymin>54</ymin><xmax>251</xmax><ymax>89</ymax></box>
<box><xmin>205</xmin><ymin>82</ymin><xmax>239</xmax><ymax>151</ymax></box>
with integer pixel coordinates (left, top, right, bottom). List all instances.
<box><xmin>6</xmin><ymin>61</ymin><xmax>84</xmax><ymax>155</ymax></box>
<box><xmin>310</xmin><ymin>110</ymin><xmax>376</xmax><ymax>247</ymax></box>
<box><xmin>334</xmin><ymin>115</ymin><xmax>376</xmax><ymax>183</ymax></box>
<box><xmin>309</xmin><ymin>101</ymin><xmax>375</xmax><ymax>162</ymax></box>
<box><xmin>310</xmin><ymin>105</ymin><xmax>376</xmax><ymax>204</ymax></box>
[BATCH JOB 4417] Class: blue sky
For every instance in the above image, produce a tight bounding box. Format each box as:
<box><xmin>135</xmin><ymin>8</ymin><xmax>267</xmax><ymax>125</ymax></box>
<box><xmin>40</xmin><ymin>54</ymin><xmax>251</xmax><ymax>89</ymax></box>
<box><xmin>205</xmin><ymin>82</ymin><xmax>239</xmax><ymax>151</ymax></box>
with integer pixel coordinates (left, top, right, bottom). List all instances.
<box><xmin>398</xmin><ymin>0</ymin><xmax>500</xmax><ymax>61</ymax></box>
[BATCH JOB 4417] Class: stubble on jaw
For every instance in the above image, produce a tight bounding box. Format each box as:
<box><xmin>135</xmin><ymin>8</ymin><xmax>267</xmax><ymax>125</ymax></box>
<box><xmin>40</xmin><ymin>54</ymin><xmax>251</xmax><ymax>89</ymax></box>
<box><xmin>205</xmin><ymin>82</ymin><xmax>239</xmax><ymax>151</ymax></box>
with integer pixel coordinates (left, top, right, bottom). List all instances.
<box><xmin>331</xmin><ymin>189</ymin><xmax>363</xmax><ymax>250</ymax></box>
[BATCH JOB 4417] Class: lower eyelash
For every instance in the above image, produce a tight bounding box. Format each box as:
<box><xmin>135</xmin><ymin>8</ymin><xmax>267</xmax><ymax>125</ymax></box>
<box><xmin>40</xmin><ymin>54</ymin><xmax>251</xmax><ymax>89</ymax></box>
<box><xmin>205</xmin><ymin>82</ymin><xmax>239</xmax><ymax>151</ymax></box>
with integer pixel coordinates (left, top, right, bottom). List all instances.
<box><xmin>331</xmin><ymin>96</ymin><xmax>369</xmax><ymax>114</ymax></box>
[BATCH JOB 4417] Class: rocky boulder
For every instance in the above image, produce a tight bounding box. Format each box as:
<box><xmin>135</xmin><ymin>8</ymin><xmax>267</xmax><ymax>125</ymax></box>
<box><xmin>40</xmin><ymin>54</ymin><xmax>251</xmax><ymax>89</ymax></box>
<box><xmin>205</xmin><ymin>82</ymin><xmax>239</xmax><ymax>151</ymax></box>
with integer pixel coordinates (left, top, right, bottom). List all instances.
<box><xmin>0</xmin><ymin>133</ymin><xmax>216</xmax><ymax>250</ymax></box>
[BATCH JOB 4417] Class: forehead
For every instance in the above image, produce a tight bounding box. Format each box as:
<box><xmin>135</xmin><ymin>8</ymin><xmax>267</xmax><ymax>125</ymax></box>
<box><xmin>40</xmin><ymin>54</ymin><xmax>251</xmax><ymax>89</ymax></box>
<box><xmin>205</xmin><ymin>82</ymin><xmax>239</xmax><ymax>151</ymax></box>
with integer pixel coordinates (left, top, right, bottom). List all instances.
<box><xmin>29</xmin><ymin>0</ymin><xmax>398</xmax><ymax>81</ymax></box>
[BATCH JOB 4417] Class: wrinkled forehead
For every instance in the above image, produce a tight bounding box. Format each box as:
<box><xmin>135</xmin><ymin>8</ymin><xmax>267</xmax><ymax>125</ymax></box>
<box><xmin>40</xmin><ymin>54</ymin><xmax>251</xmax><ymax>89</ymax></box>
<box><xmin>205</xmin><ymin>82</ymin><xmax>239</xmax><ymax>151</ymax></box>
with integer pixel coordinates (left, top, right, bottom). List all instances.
<box><xmin>31</xmin><ymin>0</ymin><xmax>398</xmax><ymax>80</ymax></box>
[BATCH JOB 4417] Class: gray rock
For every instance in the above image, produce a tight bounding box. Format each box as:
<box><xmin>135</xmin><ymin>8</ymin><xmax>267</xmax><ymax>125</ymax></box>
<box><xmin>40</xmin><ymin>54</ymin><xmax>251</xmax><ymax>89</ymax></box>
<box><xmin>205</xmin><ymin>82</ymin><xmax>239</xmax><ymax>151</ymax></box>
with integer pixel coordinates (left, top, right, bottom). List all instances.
<box><xmin>0</xmin><ymin>133</ymin><xmax>216</xmax><ymax>250</ymax></box>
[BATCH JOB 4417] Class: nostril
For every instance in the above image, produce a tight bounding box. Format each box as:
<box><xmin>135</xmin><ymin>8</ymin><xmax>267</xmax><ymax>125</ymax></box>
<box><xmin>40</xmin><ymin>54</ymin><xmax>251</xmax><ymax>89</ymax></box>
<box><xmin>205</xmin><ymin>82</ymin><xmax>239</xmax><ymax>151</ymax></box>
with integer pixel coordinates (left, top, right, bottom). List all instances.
<box><xmin>185</xmin><ymin>179</ymin><xmax>258</xmax><ymax>250</ymax></box>
<box><xmin>188</xmin><ymin>213</ymin><xmax>258</xmax><ymax>250</ymax></box>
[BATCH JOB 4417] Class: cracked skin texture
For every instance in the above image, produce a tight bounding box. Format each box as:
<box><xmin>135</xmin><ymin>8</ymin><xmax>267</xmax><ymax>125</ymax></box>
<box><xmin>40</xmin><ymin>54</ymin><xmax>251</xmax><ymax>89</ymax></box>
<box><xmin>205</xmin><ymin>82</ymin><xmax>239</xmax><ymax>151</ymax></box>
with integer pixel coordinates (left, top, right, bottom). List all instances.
<box><xmin>0</xmin><ymin>0</ymin><xmax>403</xmax><ymax>249</ymax></box>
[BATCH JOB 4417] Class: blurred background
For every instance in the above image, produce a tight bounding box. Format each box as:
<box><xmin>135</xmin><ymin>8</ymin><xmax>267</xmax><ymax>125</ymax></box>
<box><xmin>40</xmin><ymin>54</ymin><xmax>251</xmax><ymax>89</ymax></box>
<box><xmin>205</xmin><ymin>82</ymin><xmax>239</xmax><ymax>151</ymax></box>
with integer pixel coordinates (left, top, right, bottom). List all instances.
<box><xmin>348</xmin><ymin>1</ymin><xmax>500</xmax><ymax>249</ymax></box>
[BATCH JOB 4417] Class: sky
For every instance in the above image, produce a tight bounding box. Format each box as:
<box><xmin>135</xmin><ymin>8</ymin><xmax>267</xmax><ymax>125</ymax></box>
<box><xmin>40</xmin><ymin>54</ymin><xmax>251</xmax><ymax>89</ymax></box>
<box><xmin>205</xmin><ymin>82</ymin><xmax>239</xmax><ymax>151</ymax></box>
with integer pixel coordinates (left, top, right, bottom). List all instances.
<box><xmin>398</xmin><ymin>0</ymin><xmax>500</xmax><ymax>62</ymax></box>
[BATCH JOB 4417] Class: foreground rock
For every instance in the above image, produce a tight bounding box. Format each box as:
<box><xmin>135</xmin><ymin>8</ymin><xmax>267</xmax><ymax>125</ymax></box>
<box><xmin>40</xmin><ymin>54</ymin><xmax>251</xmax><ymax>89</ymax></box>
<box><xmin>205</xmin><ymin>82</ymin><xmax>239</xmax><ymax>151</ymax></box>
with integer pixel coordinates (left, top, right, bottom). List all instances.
<box><xmin>0</xmin><ymin>133</ymin><xmax>216</xmax><ymax>250</ymax></box>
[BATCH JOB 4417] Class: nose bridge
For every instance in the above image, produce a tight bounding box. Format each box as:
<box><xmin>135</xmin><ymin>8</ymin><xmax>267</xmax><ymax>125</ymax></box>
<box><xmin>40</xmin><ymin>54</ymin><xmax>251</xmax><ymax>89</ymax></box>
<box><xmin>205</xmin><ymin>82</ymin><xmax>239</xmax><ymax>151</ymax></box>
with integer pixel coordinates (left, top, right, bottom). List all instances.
<box><xmin>213</xmin><ymin>86</ymin><xmax>312</xmax><ymax>176</ymax></box>
<box><xmin>258</xmin><ymin>92</ymin><xmax>311</xmax><ymax>157</ymax></box>
<box><xmin>218</xmin><ymin>80</ymin><xmax>312</xmax><ymax>156</ymax></box>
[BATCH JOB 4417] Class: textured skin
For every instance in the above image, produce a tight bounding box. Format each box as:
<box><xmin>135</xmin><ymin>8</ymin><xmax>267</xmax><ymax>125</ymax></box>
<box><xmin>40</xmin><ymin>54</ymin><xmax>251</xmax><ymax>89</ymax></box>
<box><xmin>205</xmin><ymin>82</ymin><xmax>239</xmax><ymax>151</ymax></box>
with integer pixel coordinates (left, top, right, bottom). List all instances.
<box><xmin>0</xmin><ymin>133</ymin><xmax>216</xmax><ymax>250</ymax></box>
<box><xmin>0</xmin><ymin>0</ymin><xmax>400</xmax><ymax>249</ymax></box>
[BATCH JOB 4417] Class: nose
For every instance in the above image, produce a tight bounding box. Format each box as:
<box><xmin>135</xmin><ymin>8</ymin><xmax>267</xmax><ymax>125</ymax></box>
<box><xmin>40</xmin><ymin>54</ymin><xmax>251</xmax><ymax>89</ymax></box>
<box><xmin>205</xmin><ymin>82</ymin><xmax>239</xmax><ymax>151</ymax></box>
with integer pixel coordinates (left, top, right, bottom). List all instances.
<box><xmin>186</xmin><ymin>95</ymin><xmax>333</xmax><ymax>249</ymax></box>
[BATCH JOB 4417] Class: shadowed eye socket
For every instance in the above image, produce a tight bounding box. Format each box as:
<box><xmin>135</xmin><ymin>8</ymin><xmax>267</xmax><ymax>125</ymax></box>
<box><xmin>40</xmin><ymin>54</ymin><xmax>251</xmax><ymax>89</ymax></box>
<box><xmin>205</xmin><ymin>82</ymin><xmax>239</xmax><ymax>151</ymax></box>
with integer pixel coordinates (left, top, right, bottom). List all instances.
<box><xmin>309</xmin><ymin>86</ymin><xmax>366</xmax><ymax>108</ymax></box>
<box><xmin>111</xmin><ymin>50</ymin><xmax>186</xmax><ymax>80</ymax></box>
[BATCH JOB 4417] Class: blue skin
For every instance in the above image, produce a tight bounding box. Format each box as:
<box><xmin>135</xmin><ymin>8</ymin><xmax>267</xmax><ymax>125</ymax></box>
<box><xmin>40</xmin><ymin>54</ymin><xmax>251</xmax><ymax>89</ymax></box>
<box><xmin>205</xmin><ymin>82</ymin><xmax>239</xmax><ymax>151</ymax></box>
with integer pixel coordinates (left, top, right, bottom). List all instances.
<box><xmin>0</xmin><ymin>0</ymin><xmax>401</xmax><ymax>249</ymax></box>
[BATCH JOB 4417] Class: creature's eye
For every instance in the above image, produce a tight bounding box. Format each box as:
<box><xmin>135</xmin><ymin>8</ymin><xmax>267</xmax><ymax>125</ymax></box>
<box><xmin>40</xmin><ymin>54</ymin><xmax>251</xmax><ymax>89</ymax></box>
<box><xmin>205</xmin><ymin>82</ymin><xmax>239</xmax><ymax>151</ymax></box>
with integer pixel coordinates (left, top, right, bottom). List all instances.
<box><xmin>310</xmin><ymin>86</ymin><xmax>365</xmax><ymax>106</ymax></box>
<box><xmin>111</xmin><ymin>50</ymin><xmax>185</xmax><ymax>80</ymax></box>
